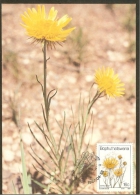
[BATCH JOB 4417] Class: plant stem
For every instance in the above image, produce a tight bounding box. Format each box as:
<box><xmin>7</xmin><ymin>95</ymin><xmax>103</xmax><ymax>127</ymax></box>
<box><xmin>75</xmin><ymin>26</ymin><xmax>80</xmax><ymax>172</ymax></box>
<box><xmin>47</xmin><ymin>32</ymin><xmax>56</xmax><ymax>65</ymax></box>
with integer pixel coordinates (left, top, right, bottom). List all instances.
<box><xmin>78</xmin><ymin>91</ymin><xmax>102</xmax><ymax>156</ymax></box>
<box><xmin>42</xmin><ymin>41</ymin><xmax>58</xmax><ymax>157</ymax></box>
<box><xmin>43</xmin><ymin>41</ymin><xmax>48</xmax><ymax>118</ymax></box>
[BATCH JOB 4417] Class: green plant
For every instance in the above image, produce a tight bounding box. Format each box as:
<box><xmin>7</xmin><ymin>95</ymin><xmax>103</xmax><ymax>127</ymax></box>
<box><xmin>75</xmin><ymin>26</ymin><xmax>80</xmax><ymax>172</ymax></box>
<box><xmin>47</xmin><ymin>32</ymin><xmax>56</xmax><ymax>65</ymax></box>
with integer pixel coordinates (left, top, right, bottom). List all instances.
<box><xmin>3</xmin><ymin>50</ymin><xmax>20</xmax><ymax>81</ymax></box>
<box><xmin>14</xmin><ymin>5</ymin><xmax>125</xmax><ymax>194</ymax></box>
<box><xmin>28</xmin><ymin>83</ymin><xmax>102</xmax><ymax>193</ymax></box>
<box><xmin>7</xmin><ymin>84</ymin><xmax>21</xmax><ymax>126</ymax></box>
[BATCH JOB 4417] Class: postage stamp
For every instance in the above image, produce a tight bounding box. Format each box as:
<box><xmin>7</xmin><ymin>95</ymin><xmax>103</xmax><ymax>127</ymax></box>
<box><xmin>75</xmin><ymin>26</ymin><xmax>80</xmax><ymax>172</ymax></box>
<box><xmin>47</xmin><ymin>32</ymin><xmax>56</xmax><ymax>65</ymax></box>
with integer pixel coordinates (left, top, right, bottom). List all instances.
<box><xmin>97</xmin><ymin>143</ymin><xmax>133</xmax><ymax>192</ymax></box>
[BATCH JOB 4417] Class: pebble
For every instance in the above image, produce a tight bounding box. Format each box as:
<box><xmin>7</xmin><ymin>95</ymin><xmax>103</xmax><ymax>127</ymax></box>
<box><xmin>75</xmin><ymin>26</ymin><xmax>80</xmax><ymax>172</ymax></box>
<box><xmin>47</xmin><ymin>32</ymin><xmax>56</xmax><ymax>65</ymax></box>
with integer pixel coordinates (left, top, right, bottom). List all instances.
<box><xmin>120</xmin><ymin>130</ymin><xmax>129</xmax><ymax>137</ymax></box>
<box><xmin>107</xmin><ymin>50</ymin><xmax>125</xmax><ymax>62</ymax></box>
<box><xmin>3</xmin><ymin>149</ymin><xmax>15</xmax><ymax>162</ymax></box>
<box><xmin>3</xmin><ymin>169</ymin><xmax>12</xmax><ymax>179</ymax></box>
<box><xmin>117</xmin><ymin>109</ymin><xmax>124</xmax><ymax>114</ymax></box>
<box><xmin>129</xmin><ymin>127</ymin><xmax>134</xmax><ymax>133</ymax></box>
<box><xmin>107</xmin><ymin>115</ymin><xmax>115</xmax><ymax>125</ymax></box>
<box><xmin>3</xmin><ymin>137</ymin><xmax>13</xmax><ymax>145</ymax></box>
<box><xmin>109</xmin><ymin>38</ymin><xmax>115</xmax><ymax>45</ymax></box>
<box><xmin>50</xmin><ymin>99</ymin><xmax>58</xmax><ymax>108</ymax></box>
<box><xmin>22</xmin><ymin>58</ymin><xmax>30</xmax><ymax>65</ymax></box>
<box><xmin>93</xmin><ymin>181</ymin><xmax>97</xmax><ymax>192</ymax></box>
<box><xmin>55</xmin><ymin>113</ymin><xmax>62</xmax><ymax>121</ymax></box>
<box><xmin>2</xmin><ymin>103</ymin><xmax>8</xmax><ymax>109</ymax></box>
<box><xmin>69</xmin><ymin>166</ymin><xmax>75</xmax><ymax>171</ymax></box>
<box><xmin>24</xmin><ymin>117</ymin><xmax>34</xmax><ymax>125</ymax></box>
<box><xmin>123</xmin><ymin>41</ymin><xmax>129</xmax><ymax>47</ymax></box>
<box><xmin>84</xmin><ymin>129</ymin><xmax>102</xmax><ymax>145</ymax></box>
<box><xmin>15</xmin><ymin>150</ymin><xmax>21</xmax><ymax>158</ymax></box>
<box><xmin>22</xmin><ymin>132</ymin><xmax>33</xmax><ymax>145</ymax></box>
<box><xmin>98</xmin><ymin>113</ymin><xmax>104</xmax><ymax>119</ymax></box>
<box><xmin>13</xmin><ymin>132</ymin><xmax>19</xmax><ymax>139</ymax></box>
<box><xmin>33</xmin><ymin>132</ymin><xmax>44</xmax><ymax>141</ymax></box>
<box><xmin>53</xmin><ymin>51</ymin><xmax>61</xmax><ymax>58</ymax></box>
<box><xmin>85</xmin><ymin>75</ymin><xmax>93</xmax><ymax>82</ymax></box>
<box><xmin>115</xmin><ymin>121</ymin><xmax>123</xmax><ymax>130</ymax></box>
<box><xmin>40</xmin><ymin>173</ymin><xmax>52</xmax><ymax>184</ymax></box>
<box><xmin>2</xmin><ymin>184</ymin><xmax>7</xmax><ymax>191</ymax></box>
<box><xmin>10</xmin><ymin>163</ymin><xmax>23</xmax><ymax>173</ymax></box>
<box><xmin>112</xmin><ymin>139</ymin><xmax>121</xmax><ymax>143</ymax></box>
<box><xmin>3</xmin><ymin>145</ymin><xmax>11</xmax><ymax>150</ymax></box>
<box><xmin>115</xmin><ymin>115</ymin><xmax>121</xmax><ymax>120</ymax></box>
<box><xmin>11</xmin><ymin>143</ymin><xmax>19</xmax><ymax>151</ymax></box>
<box><xmin>2</xmin><ymin>158</ymin><xmax>9</xmax><ymax>169</ymax></box>
<box><xmin>68</xmin><ymin>77</ymin><xmax>76</xmax><ymax>84</ymax></box>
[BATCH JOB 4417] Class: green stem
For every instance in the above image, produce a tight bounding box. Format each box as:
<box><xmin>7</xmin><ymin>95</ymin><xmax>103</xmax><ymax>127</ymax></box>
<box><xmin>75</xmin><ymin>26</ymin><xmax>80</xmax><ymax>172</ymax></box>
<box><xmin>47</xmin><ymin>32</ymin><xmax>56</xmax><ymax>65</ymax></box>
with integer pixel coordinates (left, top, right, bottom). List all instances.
<box><xmin>42</xmin><ymin>41</ymin><xmax>58</xmax><ymax>157</ymax></box>
<box><xmin>43</xmin><ymin>41</ymin><xmax>48</xmax><ymax>118</ymax></box>
<box><xmin>78</xmin><ymin>91</ymin><xmax>102</xmax><ymax>156</ymax></box>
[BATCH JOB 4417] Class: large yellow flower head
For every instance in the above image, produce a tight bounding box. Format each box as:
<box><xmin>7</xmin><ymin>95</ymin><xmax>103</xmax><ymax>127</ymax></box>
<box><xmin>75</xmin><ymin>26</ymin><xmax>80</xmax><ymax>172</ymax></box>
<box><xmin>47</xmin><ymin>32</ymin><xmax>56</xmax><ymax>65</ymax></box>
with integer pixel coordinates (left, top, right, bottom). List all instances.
<box><xmin>21</xmin><ymin>5</ymin><xmax>75</xmax><ymax>48</ymax></box>
<box><xmin>94</xmin><ymin>66</ymin><xmax>125</xmax><ymax>98</ymax></box>
<box><xmin>103</xmin><ymin>157</ymin><xmax>118</xmax><ymax>169</ymax></box>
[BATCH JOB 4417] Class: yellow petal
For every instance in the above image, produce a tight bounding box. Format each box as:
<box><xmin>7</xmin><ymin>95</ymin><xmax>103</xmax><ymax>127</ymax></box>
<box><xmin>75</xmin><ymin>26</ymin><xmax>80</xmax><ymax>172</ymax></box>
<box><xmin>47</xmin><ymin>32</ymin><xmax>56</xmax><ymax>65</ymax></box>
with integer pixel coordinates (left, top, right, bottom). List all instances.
<box><xmin>47</xmin><ymin>7</ymin><xmax>58</xmax><ymax>20</ymax></box>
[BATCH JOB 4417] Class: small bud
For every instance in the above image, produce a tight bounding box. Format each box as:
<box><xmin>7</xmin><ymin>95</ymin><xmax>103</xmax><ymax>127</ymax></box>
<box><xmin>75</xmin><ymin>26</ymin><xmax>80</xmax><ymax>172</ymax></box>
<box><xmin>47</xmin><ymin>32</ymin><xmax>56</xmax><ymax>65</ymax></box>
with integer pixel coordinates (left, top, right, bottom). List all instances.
<box><xmin>103</xmin><ymin>171</ymin><xmax>108</xmax><ymax>177</ymax></box>
<box><xmin>123</xmin><ymin>161</ymin><xmax>127</xmax><ymax>166</ymax></box>
<box><xmin>118</xmin><ymin>155</ymin><xmax>122</xmax><ymax>159</ymax></box>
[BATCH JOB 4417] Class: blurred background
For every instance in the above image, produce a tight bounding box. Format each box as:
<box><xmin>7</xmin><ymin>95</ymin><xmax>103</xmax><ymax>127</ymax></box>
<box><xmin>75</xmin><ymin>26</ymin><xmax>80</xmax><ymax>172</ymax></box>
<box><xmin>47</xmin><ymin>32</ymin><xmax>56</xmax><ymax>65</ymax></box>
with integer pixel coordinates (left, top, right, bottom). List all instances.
<box><xmin>2</xmin><ymin>4</ymin><xmax>136</xmax><ymax>194</ymax></box>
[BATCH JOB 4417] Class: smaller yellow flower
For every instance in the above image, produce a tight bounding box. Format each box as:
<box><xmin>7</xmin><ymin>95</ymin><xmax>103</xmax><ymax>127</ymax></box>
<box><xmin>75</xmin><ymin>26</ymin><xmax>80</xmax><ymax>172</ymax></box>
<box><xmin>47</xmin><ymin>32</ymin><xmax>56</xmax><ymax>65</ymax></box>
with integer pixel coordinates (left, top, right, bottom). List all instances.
<box><xmin>114</xmin><ymin>168</ymin><xmax>123</xmax><ymax>177</ymax></box>
<box><xmin>94</xmin><ymin>66</ymin><xmax>125</xmax><ymax>98</ymax></box>
<box><xmin>103</xmin><ymin>157</ymin><xmax>118</xmax><ymax>169</ymax></box>
<box><xmin>118</xmin><ymin>155</ymin><xmax>122</xmax><ymax>159</ymax></box>
<box><xmin>123</xmin><ymin>161</ymin><xmax>127</xmax><ymax>166</ymax></box>
<box><xmin>103</xmin><ymin>171</ymin><xmax>108</xmax><ymax>177</ymax></box>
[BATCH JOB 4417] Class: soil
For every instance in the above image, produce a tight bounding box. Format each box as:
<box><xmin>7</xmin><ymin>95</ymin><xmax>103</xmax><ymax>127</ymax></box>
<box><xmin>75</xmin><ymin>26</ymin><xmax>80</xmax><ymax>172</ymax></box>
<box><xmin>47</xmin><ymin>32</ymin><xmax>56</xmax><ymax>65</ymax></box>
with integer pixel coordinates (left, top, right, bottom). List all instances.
<box><xmin>2</xmin><ymin>4</ymin><xmax>136</xmax><ymax>194</ymax></box>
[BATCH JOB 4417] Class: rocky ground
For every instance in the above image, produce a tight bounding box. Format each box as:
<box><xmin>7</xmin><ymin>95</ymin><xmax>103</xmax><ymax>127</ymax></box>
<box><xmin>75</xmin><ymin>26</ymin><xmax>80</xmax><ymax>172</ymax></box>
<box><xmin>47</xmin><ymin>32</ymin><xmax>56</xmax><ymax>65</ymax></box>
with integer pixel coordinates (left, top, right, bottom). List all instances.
<box><xmin>2</xmin><ymin>4</ymin><xmax>136</xmax><ymax>194</ymax></box>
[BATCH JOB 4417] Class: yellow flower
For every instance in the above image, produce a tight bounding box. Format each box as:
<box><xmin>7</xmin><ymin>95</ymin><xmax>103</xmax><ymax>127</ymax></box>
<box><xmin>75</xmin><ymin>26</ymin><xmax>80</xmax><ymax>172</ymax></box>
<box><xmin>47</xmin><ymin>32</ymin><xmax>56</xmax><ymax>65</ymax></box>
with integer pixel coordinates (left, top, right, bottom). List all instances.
<box><xmin>103</xmin><ymin>171</ymin><xmax>108</xmax><ymax>177</ymax></box>
<box><xmin>94</xmin><ymin>67</ymin><xmax>125</xmax><ymax>98</ymax></box>
<box><xmin>114</xmin><ymin>168</ymin><xmax>123</xmax><ymax>177</ymax></box>
<box><xmin>103</xmin><ymin>157</ymin><xmax>118</xmax><ymax>169</ymax></box>
<box><xmin>118</xmin><ymin>155</ymin><xmax>122</xmax><ymax>159</ymax></box>
<box><xmin>21</xmin><ymin>5</ymin><xmax>75</xmax><ymax>48</ymax></box>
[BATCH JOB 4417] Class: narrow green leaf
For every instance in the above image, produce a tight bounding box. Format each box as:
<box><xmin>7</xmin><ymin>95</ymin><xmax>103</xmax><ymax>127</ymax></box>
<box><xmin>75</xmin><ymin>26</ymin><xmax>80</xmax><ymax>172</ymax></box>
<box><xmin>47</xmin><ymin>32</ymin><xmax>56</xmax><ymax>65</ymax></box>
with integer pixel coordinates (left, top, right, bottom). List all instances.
<box><xmin>34</xmin><ymin>120</ymin><xmax>56</xmax><ymax>159</ymax></box>
<box><xmin>57</xmin><ymin>112</ymin><xmax>66</xmax><ymax>155</ymax></box>
<box><xmin>36</xmin><ymin>75</ymin><xmax>44</xmax><ymax>94</ymax></box>
<box><xmin>28</xmin><ymin>123</ymin><xmax>58</xmax><ymax>168</ymax></box>
<box><xmin>31</xmin><ymin>179</ymin><xmax>49</xmax><ymax>191</ymax></box>
<box><xmin>63</xmin><ymin>143</ymin><xmax>71</xmax><ymax>175</ymax></box>
<box><xmin>30</xmin><ymin>145</ymin><xmax>59</xmax><ymax>179</ymax></box>
<box><xmin>20</xmin><ymin>132</ymin><xmax>30</xmax><ymax>194</ymax></box>
<box><xmin>55</xmin><ymin>119</ymin><xmax>67</xmax><ymax>139</ymax></box>
<box><xmin>12</xmin><ymin>180</ymin><xmax>18</xmax><ymax>194</ymax></box>
<box><xmin>41</xmin><ymin>105</ymin><xmax>58</xmax><ymax>155</ymax></box>
<box><xmin>58</xmin><ymin>150</ymin><xmax>64</xmax><ymax>172</ymax></box>
<box><xmin>47</xmin><ymin>89</ymin><xmax>57</xmax><ymax>108</ymax></box>
<box><xmin>71</xmin><ymin>135</ymin><xmax>77</xmax><ymax>164</ymax></box>
<box><xmin>32</xmin><ymin>172</ymin><xmax>64</xmax><ymax>194</ymax></box>
<box><xmin>27</xmin><ymin>174</ymin><xmax>32</xmax><ymax>194</ymax></box>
